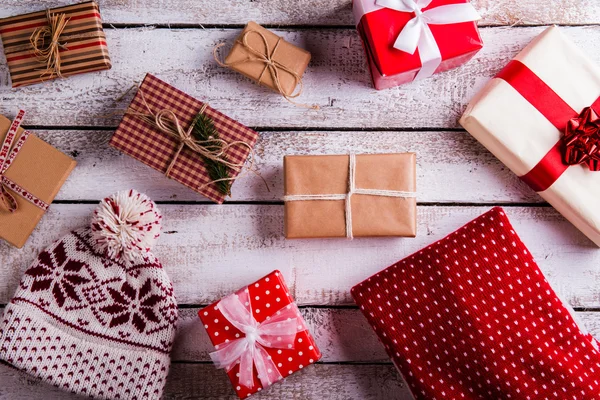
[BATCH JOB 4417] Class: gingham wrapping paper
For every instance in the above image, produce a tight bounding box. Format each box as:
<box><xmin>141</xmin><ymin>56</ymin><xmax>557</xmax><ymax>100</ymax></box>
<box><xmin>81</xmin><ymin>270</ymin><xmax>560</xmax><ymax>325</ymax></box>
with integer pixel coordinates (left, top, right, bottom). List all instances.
<box><xmin>110</xmin><ymin>74</ymin><xmax>259</xmax><ymax>204</ymax></box>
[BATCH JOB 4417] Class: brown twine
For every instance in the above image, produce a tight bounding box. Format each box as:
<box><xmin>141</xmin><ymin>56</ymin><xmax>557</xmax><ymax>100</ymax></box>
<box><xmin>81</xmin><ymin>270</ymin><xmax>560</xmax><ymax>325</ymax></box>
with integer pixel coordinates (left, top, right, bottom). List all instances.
<box><xmin>126</xmin><ymin>89</ymin><xmax>267</xmax><ymax>193</ymax></box>
<box><xmin>18</xmin><ymin>10</ymin><xmax>101</xmax><ymax>79</ymax></box>
<box><xmin>214</xmin><ymin>30</ymin><xmax>319</xmax><ymax>110</ymax></box>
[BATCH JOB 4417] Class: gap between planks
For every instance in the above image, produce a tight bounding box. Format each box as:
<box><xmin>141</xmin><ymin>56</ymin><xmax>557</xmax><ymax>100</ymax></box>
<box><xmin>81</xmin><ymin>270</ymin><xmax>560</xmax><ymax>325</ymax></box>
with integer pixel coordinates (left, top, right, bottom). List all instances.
<box><xmin>2</xmin><ymin>0</ymin><xmax>600</xmax><ymax>26</ymax></box>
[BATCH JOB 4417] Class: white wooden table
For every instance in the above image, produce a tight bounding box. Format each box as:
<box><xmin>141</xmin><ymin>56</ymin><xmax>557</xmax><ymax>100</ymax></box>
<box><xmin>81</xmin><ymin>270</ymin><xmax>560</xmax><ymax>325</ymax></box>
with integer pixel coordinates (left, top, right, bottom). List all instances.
<box><xmin>1</xmin><ymin>1</ymin><xmax>600</xmax><ymax>399</ymax></box>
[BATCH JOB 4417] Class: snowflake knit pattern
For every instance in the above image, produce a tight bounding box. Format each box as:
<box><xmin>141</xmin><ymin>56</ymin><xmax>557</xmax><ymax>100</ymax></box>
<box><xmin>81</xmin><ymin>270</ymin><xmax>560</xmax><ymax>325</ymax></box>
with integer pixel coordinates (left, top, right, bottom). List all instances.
<box><xmin>0</xmin><ymin>190</ymin><xmax>178</xmax><ymax>400</ymax></box>
<box><xmin>352</xmin><ymin>207</ymin><xmax>600</xmax><ymax>400</ymax></box>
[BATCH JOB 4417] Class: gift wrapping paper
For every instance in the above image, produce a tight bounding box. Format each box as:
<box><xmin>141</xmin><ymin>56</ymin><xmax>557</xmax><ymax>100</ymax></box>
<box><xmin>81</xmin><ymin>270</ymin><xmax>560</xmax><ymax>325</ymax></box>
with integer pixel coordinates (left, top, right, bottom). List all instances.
<box><xmin>0</xmin><ymin>113</ymin><xmax>76</xmax><ymax>248</ymax></box>
<box><xmin>354</xmin><ymin>0</ymin><xmax>483</xmax><ymax>89</ymax></box>
<box><xmin>110</xmin><ymin>73</ymin><xmax>259</xmax><ymax>204</ymax></box>
<box><xmin>460</xmin><ymin>26</ymin><xmax>600</xmax><ymax>246</ymax></box>
<box><xmin>199</xmin><ymin>270</ymin><xmax>322</xmax><ymax>399</ymax></box>
<box><xmin>224</xmin><ymin>21</ymin><xmax>311</xmax><ymax>97</ymax></box>
<box><xmin>351</xmin><ymin>207</ymin><xmax>600</xmax><ymax>399</ymax></box>
<box><xmin>284</xmin><ymin>153</ymin><xmax>417</xmax><ymax>238</ymax></box>
<box><xmin>0</xmin><ymin>1</ymin><xmax>111</xmax><ymax>88</ymax></box>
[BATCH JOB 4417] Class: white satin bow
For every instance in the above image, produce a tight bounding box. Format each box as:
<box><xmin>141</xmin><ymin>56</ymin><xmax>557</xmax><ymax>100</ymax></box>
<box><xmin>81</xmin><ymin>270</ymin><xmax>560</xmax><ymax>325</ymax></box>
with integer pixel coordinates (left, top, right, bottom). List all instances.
<box><xmin>375</xmin><ymin>0</ymin><xmax>481</xmax><ymax>80</ymax></box>
<box><xmin>209</xmin><ymin>289</ymin><xmax>306</xmax><ymax>390</ymax></box>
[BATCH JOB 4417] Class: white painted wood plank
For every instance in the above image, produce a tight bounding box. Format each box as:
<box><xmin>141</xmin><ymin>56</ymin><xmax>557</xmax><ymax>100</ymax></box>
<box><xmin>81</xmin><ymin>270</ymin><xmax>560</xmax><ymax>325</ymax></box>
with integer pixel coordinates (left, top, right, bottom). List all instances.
<box><xmin>1</xmin><ymin>0</ymin><xmax>598</xmax><ymax>26</ymax></box>
<box><xmin>0</xmin><ymin>362</ymin><xmax>410</xmax><ymax>400</ymax></box>
<box><xmin>1</xmin><ymin>305</ymin><xmax>597</xmax><ymax>363</ymax></box>
<box><xmin>34</xmin><ymin>129</ymin><xmax>539</xmax><ymax>203</ymax></box>
<box><xmin>1</xmin><ymin>307</ymin><xmax>598</xmax><ymax>398</ymax></box>
<box><xmin>172</xmin><ymin>308</ymin><xmax>600</xmax><ymax>363</ymax></box>
<box><xmin>1</xmin><ymin>205</ymin><xmax>599</xmax><ymax>307</ymax></box>
<box><xmin>2</xmin><ymin>26</ymin><xmax>600</xmax><ymax>129</ymax></box>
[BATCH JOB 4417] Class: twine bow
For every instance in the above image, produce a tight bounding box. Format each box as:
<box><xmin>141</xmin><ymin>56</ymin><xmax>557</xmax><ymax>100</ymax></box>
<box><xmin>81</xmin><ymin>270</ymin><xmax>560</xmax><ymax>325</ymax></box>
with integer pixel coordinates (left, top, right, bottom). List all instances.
<box><xmin>215</xmin><ymin>30</ymin><xmax>318</xmax><ymax>109</ymax></box>
<box><xmin>563</xmin><ymin>107</ymin><xmax>600</xmax><ymax>171</ymax></box>
<box><xmin>209</xmin><ymin>290</ymin><xmax>306</xmax><ymax>390</ymax></box>
<box><xmin>283</xmin><ymin>154</ymin><xmax>417</xmax><ymax>239</ymax></box>
<box><xmin>0</xmin><ymin>110</ymin><xmax>50</xmax><ymax>213</ymax></box>
<box><xmin>127</xmin><ymin>90</ymin><xmax>261</xmax><ymax>195</ymax></box>
<box><xmin>30</xmin><ymin>10</ymin><xmax>71</xmax><ymax>79</ymax></box>
<box><xmin>375</xmin><ymin>0</ymin><xmax>481</xmax><ymax>81</ymax></box>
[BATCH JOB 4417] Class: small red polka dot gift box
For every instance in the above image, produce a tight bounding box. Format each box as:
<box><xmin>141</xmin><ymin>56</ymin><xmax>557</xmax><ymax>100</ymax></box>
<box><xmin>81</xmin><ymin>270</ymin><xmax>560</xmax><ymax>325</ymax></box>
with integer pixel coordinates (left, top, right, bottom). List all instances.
<box><xmin>353</xmin><ymin>0</ymin><xmax>483</xmax><ymax>89</ymax></box>
<box><xmin>199</xmin><ymin>270</ymin><xmax>322</xmax><ymax>399</ymax></box>
<box><xmin>352</xmin><ymin>207</ymin><xmax>600</xmax><ymax>400</ymax></box>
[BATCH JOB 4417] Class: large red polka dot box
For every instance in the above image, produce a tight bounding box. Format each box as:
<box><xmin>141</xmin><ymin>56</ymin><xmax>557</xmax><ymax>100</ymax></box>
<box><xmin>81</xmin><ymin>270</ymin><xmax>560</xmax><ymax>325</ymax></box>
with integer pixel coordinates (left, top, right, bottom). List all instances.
<box><xmin>199</xmin><ymin>270</ymin><xmax>322</xmax><ymax>399</ymax></box>
<box><xmin>352</xmin><ymin>207</ymin><xmax>600</xmax><ymax>400</ymax></box>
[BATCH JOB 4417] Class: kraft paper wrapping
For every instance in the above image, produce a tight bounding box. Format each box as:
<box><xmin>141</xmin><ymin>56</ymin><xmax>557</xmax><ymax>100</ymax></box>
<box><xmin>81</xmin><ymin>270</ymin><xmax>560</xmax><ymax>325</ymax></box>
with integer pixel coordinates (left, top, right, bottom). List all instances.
<box><xmin>0</xmin><ymin>115</ymin><xmax>76</xmax><ymax>248</ymax></box>
<box><xmin>284</xmin><ymin>153</ymin><xmax>417</xmax><ymax>238</ymax></box>
<box><xmin>0</xmin><ymin>1</ymin><xmax>111</xmax><ymax>88</ymax></box>
<box><xmin>460</xmin><ymin>26</ymin><xmax>600</xmax><ymax>246</ymax></box>
<box><xmin>224</xmin><ymin>21</ymin><xmax>311</xmax><ymax>96</ymax></box>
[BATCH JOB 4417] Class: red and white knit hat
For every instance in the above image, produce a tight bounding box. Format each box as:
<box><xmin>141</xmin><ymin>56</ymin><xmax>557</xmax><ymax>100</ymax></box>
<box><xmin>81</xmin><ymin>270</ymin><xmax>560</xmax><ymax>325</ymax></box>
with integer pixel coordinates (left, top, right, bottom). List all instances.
<box><xmin>0</xmin><ymin>190</ymin><xmax>178</xmax><ymax>400</ymax></box>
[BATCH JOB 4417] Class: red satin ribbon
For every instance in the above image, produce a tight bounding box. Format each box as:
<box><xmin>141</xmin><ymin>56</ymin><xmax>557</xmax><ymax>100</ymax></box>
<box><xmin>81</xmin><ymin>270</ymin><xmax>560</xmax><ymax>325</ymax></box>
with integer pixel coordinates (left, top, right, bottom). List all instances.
<box><xmin>495</xmin><ymin>60</ymin><xmax>600</xmax><ymax>192</ymax></box>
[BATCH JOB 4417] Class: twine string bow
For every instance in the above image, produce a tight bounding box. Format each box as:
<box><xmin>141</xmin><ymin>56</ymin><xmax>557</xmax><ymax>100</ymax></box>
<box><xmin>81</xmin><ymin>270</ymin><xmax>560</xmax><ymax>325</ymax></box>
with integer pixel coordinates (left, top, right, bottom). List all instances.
<box><xmin>283</xmin><ymin>154</ymin><xmax>417</xmax><ymax>239</ymax></box>
<box><xmin>30</xmin><ymin>10</ymin><xmax>71</xmax><ymax>79</ymax></box>
<box><xmin>215</xmin><ymin>30</ymin><xmax>318</xmax><ymax>109</ymax></box>
<box><xmin>127</xmin><ymin>90</ymin><xmax>260</xmax><ymax>194</ymax></box>
<box><xmin>209</xmin><ymin>290</ymin><xmax>306</xmax><ymax>390</ymax></box>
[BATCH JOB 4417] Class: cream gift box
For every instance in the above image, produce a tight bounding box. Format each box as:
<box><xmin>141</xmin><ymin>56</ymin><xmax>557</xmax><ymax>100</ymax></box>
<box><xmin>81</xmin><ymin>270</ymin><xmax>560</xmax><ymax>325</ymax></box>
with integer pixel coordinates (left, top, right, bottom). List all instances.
<box><xmin>460</xmin><ymin>26</ymin><xmax>600</xmax><ymax>246</ymax></box>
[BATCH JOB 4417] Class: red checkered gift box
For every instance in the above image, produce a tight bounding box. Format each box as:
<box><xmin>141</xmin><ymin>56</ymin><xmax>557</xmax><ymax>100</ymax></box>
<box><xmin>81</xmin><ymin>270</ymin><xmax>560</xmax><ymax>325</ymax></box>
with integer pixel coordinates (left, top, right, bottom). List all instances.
<box><xmin>110</xmin><ymin>73</ymin><xmax>259</xmax><ymax>204</ymax></box>
<box><xmin>199</xmin><ymin>270</ymin><xmax>322</xmax><ymax>399</ymax></box>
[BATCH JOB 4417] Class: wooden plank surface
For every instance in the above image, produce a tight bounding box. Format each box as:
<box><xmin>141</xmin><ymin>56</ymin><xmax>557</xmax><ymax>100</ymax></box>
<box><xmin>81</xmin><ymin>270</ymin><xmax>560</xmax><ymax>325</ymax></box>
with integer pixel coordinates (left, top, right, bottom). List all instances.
<box><xmin>2</xmin><ymin>26</ymin><xmax>600</xmax><ymax>128</ymax></box>
<box><xmin>2</xmin><ymin>205</ymin><xmax>599</xmax><ymax>307</ymax></box>
<box><xmin>32</xmin><ymin>129</ymin><xmax>539</xmax><ymax>203</ymax></box>
<box><xmin>171</xmin><ymin>308</ymin><xmax>600</xmax><ymax>363</ymax></box>
<box><xmin>1</xmin><ymin>0</ymin><xmax>599</xmax><ymax>26</ymax></box>
<box><xmin>2</xmin><ymin>0</ymin><xmax>600</xmax><ymax>399</ymax></box>
<box><xmin>1</xmin><ymin>307</ymin><xmax>599</xmax><ymax>398</ymax></box>
<box><xmin>0</xmin><ymin>362</ymin><xmax>410</xmax><ymax>400</ymax></box>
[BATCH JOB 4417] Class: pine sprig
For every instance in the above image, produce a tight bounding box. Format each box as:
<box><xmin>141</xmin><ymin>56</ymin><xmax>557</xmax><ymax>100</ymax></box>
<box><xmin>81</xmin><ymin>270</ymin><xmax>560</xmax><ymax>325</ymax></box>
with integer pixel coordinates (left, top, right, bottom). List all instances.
<box><xmin>191</xmin><ymin>112</ymin><xmax>232</xmax><ymax>196</ymax></box>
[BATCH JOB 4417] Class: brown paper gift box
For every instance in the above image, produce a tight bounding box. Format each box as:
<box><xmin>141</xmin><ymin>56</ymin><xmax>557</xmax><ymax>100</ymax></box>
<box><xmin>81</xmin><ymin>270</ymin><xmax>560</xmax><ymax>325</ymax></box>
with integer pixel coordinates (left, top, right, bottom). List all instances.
<box><xmin>0</xmin><ymin>1</ymin><xmax>111</xmax><ymax>88</ymax></box>
<box><xmin>224</xmin><ymin>21</ymin><xmax>311</xmax><ymax>96</ymax></box>
<box><xmin>284</xmin><ymin>153</ymin><xmax>417</xmax><ymax>238</ymax></box>
<box><xmin>0</xmin><ymin>115</ymin><xmax>76</xmax><ymax>248</ymax></box>
<box><xmin>110</xmin><ymin>73</ymin><xmax>259</xmax><ymax>204</ymax></box>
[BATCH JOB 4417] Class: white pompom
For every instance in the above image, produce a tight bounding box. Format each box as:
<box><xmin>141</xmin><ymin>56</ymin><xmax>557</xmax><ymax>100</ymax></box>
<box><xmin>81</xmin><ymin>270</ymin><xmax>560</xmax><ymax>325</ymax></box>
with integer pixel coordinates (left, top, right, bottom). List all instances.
<box><xmin>91</xmin><ymin>190</ymin><xmax>162</xmax><ymax>265</ymax></box>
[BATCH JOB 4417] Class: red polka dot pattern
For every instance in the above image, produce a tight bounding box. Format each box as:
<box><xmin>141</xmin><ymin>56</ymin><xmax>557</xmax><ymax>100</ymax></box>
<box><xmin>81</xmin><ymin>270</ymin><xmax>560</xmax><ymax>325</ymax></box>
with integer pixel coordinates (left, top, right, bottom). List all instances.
<box><xmin>352</xmin><ymin>207</ymin><xmax>600</xmax><ymax>400</ymax></box>
<box><xmin>199</xmin><ymin>270</ymin><xmax>322</xmax><ymax>399</ymax></box>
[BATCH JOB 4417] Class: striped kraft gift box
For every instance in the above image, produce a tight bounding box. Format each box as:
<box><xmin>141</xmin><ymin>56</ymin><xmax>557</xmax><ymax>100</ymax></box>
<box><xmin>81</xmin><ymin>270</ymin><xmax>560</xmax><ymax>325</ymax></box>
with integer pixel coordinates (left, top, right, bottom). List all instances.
<box><xmin>0</xmin><ymin>1</ymin><xmax>111</xmax><ymax>88</ymax></box>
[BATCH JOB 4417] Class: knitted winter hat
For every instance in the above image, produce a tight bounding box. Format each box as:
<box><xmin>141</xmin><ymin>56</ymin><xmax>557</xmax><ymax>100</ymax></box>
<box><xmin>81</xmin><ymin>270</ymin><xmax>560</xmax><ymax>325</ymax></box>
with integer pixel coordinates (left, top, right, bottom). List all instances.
<box><xmin>0</xmin><ymin>190</ymin><xmax>178</xmax><ymax>400</ymax></box>
<box><xmin>352</xmin><ymin>207</ymin><xmax>600</xmax><ymax>400</ymax></box>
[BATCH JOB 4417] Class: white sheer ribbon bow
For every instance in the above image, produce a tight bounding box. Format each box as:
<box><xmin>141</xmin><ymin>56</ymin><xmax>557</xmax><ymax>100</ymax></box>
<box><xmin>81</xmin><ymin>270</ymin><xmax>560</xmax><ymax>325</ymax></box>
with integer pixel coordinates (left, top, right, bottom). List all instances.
<box><xmin>375</xmin><ymin>0</ymin><xmax>480</xmax><ymax>81</ymax></box>
<box><xmin>209</xmin><ymin>290</ymin><xmax>306</xmax><ymax>390</ymax></box>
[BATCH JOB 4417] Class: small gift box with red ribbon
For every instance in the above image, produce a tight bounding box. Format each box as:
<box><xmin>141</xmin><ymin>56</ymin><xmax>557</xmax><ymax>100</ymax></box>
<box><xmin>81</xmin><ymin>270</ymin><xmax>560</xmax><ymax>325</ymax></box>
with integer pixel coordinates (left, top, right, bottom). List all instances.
<box><xmin>461</xmin><ymin>26</ymin><xmax>600</xmax><ymax>246</ymax></box>
<box><xmin>198</xmin><ymin>270</ymin><xmax>322</xmax><ymax>399</ymax></box>
<box><xmin>354</xmin><ymin>0</ymin><xmax>483</xmax><ymax>90</ymax></box>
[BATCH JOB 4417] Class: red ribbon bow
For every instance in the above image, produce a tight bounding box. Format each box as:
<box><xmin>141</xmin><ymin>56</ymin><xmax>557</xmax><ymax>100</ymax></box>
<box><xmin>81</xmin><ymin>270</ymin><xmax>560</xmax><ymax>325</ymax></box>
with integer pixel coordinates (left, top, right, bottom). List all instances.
<box><xmin>496</xmin><ymin>60</ymin><xmax>600</xmax><ymax>192</ymax></box>
<box><xmin>563</xmin><ymin>107</ymin><xmax>600</xmax><ymax>171</ymax></box>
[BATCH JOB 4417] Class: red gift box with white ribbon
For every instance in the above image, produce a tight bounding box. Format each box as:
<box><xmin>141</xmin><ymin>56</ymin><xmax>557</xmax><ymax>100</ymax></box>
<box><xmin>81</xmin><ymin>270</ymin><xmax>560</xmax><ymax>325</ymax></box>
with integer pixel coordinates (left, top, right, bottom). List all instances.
<box><xmin>199</xmin><ymin>270</ymin><xmax>322</xmax><ymax>399</ymax></box>
<box><xmin>461</xmin><ymin>26</ymin><xmax>600</xmax><ymax>246</ymax></box>
<box><xmin>354</xmin><ymin>0</ymin><xmax>483</xmax><ymax>89</ymax></box>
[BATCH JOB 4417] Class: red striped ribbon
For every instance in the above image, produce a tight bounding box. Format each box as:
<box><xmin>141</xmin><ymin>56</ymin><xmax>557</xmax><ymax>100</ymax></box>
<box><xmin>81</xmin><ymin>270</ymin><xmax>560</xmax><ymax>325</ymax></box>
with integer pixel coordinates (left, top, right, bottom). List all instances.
<box><xmin>0</xmin><ymin>110</ymin><xmax>50</xmax><ymax>213</ymax></box>
<box><xmin>495</xmin><ymin>60</ymin><xmax>600</xmax><ymax>192</ymax></box>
